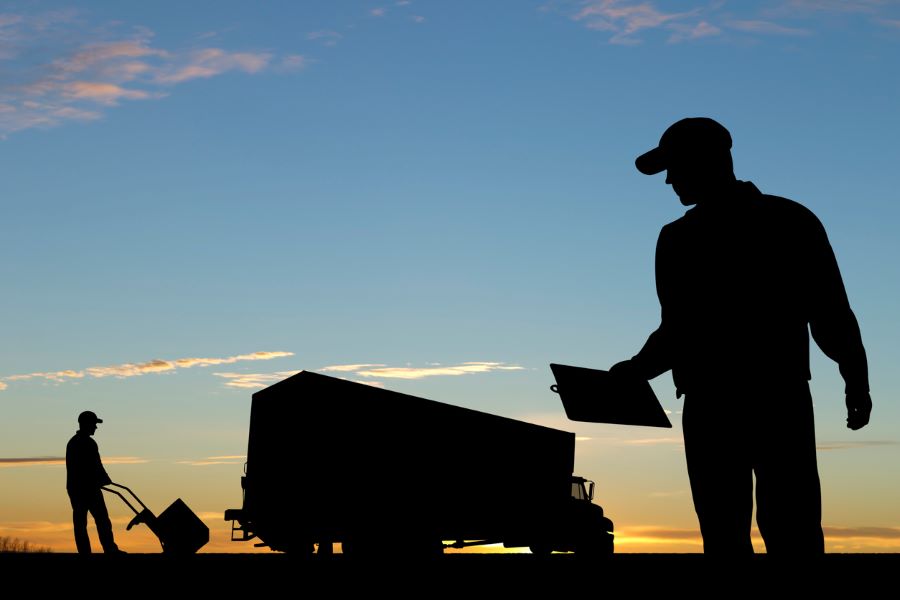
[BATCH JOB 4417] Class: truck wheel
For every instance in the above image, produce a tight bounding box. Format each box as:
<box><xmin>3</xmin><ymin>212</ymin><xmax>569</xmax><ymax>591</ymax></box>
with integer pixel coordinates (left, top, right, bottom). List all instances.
<box><xmin>529</xmin><ymin>544</ymin><xmax>553</xmax><ymax>557</ymax></box>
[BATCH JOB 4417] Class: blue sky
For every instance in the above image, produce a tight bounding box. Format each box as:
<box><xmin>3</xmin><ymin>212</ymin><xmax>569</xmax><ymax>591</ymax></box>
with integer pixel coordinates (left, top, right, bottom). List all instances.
<box><xmin>1</xmin><ymin>1</ymin><xmax>899</xmax><ymax>552</ymax></box>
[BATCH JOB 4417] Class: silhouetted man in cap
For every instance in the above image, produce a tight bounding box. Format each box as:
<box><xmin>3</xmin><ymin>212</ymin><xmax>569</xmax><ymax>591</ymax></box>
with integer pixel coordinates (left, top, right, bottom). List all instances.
<box><xmin>612</xmin><ymin>117</ymin><xmax>871</xmax><ymax>555</ymax></box>
<box><xmin>66</xmin><ymin>410</ymin><xmax>124</xmax><ymax>554</ymax></box>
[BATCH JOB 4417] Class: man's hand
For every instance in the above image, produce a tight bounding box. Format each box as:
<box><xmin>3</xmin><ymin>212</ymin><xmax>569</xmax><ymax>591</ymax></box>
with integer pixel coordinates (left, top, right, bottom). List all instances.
<box><xmin>609</xmin><ymin>359</ymin><xmax>639</xmax><ymax>380</ymax></box>
<box><xmin>846</xmin><ymin>391</ymin><xmax>872</xmax><ymax>430</ymax></box>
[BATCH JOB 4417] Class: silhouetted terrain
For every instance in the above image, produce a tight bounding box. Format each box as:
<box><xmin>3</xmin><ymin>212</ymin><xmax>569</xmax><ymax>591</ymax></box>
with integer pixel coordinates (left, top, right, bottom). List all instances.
<box><xmin>3</xmin><ymin>554</ymin><xmax>898</xmax><ymax>594</ymax></box>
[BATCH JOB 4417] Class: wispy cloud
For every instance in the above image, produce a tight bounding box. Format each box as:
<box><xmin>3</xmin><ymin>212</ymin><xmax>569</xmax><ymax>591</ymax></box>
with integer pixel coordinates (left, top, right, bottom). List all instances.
<box><xmin>213</xmin><ymin>370</ymin><xmax>301</xmax><ymax>389</ymax></box>
<box><xmin>412</xmin><ymin>15</ymin><xmax>426</xmax><ymax>23</ymax></box>
<box><xmin>320</xmin><ymin>363</ymin><xmax>387</xmax><ymax>373</ymax></box>
<box><xmin>0</xmin><ymin>456</ymin><xmax>64</xmax><ymax>467</ymax></box>
<box><xmin>1</xmin><ymin>351</ymin><xmax>293</xmax><ymax>390</ymax></box>
<box><xmin>307</xmin><ymin>30</ymin><xmax>343</xmax><ymax>46</ymax></box>
<box><xmin>616</xmin><ymin>526</ymin><xmax>703</xmax><ymax>542</ymax></box>
<box><xmin>176</xmin><ymin>455</ymin><xmax>245</xmax><ymax>467</ymax></box>
<box><xmin>350</xmin><ymin>362</ymin><xmax>525</xmax><ymax>380</ymax></box>
<box><xmin>371</xmin><ymin>8</ymin><xmax>387</xmax><ymax>17</ymax></box>
<box><xmin>0</xmin><ymin>11</ymin><xmax>299</xmax><ymax>136</ymax></box>
<box><xmin>816</xmin><ymin>440</ymin><xmax>898</xmax><ymax>451</ymax></box>
<box><xmin>823</xmin><ymin>526</ymin><xmax>900</xmax><ymax>539</ymax></box>
<box><xmin>0</xmin><ymin>456</ymin><xmax>147</xmax><ymax>468</ymax></box>
<box><xmin>622</xmin><ymin>436</ymin><xmax>683</xmax><ymax>446</ymax></box>
<box><xmin>668</xmin><ymin>20</ymin><xmax>722</xmax><ymax>42</ymax></box>
<box><xmin>563</xmin><ymin>0</ymin><xmax>900</xmax><ymax>44</ymax></box>
<box><xmin>214</xmin><ymin>361</ymin><xmax>523</xmax><ymax>390</ymax></box>
<box><xmin>780</xmin><ymin>0</ymin><xmax>886</xmax><ymax>14</ymax></box>
<box><xmin>280</xmin><ymin>55</ymin><xmax>309</xmax><ymax>70</ymax></box>
<box><xmin>214</xmin><ymin>370</ymin><xmax>389</xmax><ymax>390</ymax></box>
<box><xmin>58</xmin><ymin>81</ymin><xmax>154</xmax><ymax>104</ymax></box>
<box><xmin>573</xmin><ymin>1</ymin><xmax>699</xmax><ymax>44</ymax></box>
<box><xmin>152</xmin><ymin>48</ymin><xmax>271</xmax><ymax>84</ymax></box>
<box><xmin>353</xmin><ymin>380</ymin><xmax>386</xmax><ymax>388</ymax></box>
<box><xmin>727</xmin><ymin>19</ymin><xmax>810</xmax><ymax>35</ymax></box>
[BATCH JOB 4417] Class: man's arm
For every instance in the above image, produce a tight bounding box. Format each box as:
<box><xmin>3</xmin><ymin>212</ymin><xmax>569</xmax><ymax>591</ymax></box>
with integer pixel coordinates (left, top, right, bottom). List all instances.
<box><xmin>91</xmin><ymin>440</ymin><xmax>113</xmax><ymax>487</ymax></box>
<box><xmin>805</xmin><ymin>214</ymin><xmax>871</xmax><ymax>429</ymax></box>
<box><xmin>613</xmin><ymin>225</ymin><xmax>674</xmax><ymax>380</ymax></box>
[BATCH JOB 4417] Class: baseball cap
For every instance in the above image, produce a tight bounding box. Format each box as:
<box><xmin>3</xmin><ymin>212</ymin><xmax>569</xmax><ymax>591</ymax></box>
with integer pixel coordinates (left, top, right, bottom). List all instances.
<box><xmin>635</xmin><ymin>117</ymin><xmax>733</xmax><ymax>175</ymax></box>
<box><xmin>78</xmin><ymin>410</ymin><xmax>103</xmax><ymax>425</ymax></box>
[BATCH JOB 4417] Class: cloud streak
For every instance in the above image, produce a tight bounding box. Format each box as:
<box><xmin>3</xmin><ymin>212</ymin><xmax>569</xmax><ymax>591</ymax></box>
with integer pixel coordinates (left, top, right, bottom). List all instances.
<box><xmin>727</xmin><ymin>19</ymin><xmax>810</xmax><ymax>36</ymax></box>
<box><xmin>816</xmin><ymin>440</ymin><xmax>898</xmax><ymax>451</ymax></box>
<box><xmin>1</xmin><ymin>351</ymin><xmax>293</xmax><ymax>390</ymax></box>
<box><xmin>349</xmin><ymin>362</ymin><xmax>525</xmax><ymax>380</ymax></box>
<box><xmin>319</xmin><ymin>364</ymin><xmax>386</xmax><ymax>373</ymax></box>
<box><xmin>622</xmin><ymin>436</ymin><xmax>684</xmax><ymax>446</ymax></box>
<box><xmin>563</xmin><ymin>0</ymin><xmax>900</xmax><ymax>44</ymax></box>
<box><xmin>214</xmin><ymin>361</ymin><xmax>523</xmax><ymax>390</ymax></box>
<box><xmin>823</xmin><ymin>526</ymin><xmax>900</xmax><ymax>539</ymax></box>
<box><xmin>780</xmin><ymin>0</ymin><xmax>886</xmax><ymax>14</ymax></box>
<box><xmin>0</xmin><ymin>456</ymin><xmax>147</xmax><ymax>468</ymax></box>
<box><xmin>214</xmin><ymin>370</ymin><xmax>301</xmax><ymax>389</ymax></box>
<box><xmin>0</xmin><ymin>12</ymin><xmax>301</xmax><ymax>135</ymax></box>
<box><xmin>572</xmin><ymin>1</ymin><xmax>699</xmax><ymax>44</ymax></box>
<box><xmin>668</xmin><ymin>20</ymin><xmax>722</xmax><ymax>42</ymax></box>
<box><xmin>176</xmin><ymin>456</ymin><xmax>245</xmax><ymax>467</ymax></box>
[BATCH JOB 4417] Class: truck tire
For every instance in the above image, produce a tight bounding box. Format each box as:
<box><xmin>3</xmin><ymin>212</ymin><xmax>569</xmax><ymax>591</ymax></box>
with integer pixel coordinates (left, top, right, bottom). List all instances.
<box><xmin>529</xmin><ymin>543</ymin><xmax>553</xmax><ymax>557</ymax></box>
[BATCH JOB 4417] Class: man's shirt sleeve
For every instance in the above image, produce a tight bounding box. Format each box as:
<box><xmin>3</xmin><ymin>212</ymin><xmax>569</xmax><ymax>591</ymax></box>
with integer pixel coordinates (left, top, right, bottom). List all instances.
<box><xmin>92</xmin><ymin>440</ymin><xmax>113</xmax><ymax>486</ymax></box>
<box><xmin>806</xmin><ymin>214</ymin><xmax>870</xmax><ymax>394</ymax></box>
<box><xmin>632</xmin><ymin>224</ymin><xmax>675</xmax><ymax>380</ymax></box>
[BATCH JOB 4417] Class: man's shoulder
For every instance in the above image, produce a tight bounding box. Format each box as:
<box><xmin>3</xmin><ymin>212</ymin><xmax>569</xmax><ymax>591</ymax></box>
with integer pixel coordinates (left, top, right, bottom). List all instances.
<box><xmin>757</xmin><ymin>190</ymin><xmax>819</xmax><ymax>219</ymax></box>
<box><xmin>665</xmin><ymin>182</ymin><xmax>823</xmax><ymax>230</ymax></box>
<box><xmin>66</xmin><ymin>432</ymin><xmax>97</xmax><ymax>450</ymax></box>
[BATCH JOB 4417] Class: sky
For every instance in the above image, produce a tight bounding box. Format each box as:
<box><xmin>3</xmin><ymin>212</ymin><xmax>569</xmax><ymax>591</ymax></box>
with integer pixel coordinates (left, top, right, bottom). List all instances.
<box><xmin>1</xmin><ymin>0</ymin><xmax>898</xmax><ymax>554</ymax></box>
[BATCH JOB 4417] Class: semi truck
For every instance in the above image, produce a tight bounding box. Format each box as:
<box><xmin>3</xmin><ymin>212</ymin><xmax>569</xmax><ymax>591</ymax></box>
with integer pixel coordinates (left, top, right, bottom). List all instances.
<box><xmin>225</xmin><ymin>370</ymin><xmax>613</xmax><ymax>556</ymax></box>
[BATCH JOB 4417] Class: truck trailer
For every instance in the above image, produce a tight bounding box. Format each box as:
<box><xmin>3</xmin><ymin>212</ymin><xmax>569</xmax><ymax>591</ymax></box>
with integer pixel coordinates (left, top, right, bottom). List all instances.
<box><xmin>225</xmin><ymin>371</ymin><xmax>613</xmax><ymax>556</ymax></box>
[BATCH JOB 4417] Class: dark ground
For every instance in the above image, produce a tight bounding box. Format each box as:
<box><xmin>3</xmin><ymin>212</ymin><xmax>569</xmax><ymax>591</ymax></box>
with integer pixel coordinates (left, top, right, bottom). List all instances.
<box><xmin>3</xmin><ymin>554</ymin><xmax>899</xmax><ymax>594</ymax></box>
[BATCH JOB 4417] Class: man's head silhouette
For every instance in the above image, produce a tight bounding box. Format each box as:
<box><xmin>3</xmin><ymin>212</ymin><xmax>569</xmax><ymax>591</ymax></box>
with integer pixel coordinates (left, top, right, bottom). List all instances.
<box><xmin>636</xmin><ymin>117</ymin><xmax>736</xmax><ymax>206</ymax></box>
<box><xmin>78</xmin><ymin>410</ymin><xmax>102</xmax><ymax>435</ymax></box>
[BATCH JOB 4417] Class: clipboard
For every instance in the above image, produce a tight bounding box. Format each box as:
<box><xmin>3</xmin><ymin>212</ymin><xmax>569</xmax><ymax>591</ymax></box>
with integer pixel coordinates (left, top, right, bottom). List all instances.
<box><xmin>550</xmin><ymin>363</ymin><xmax>672</xmax><ymax>428</ymax></box>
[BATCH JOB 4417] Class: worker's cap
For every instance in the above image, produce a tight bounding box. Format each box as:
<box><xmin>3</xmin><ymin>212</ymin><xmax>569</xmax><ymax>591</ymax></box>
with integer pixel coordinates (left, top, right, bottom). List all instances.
<box><xmin>78</xmin><ymin>410</ymin><xmax>103</xmax><ymax>425</ymax></box>
<box><xmin>635</xmin><ymin>117</ymin><xmax>732</xmax><ymax>175</ymax></box>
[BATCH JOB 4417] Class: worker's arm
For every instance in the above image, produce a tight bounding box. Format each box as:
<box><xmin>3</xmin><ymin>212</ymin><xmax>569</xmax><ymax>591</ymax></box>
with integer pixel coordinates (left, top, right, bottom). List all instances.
<box><xmin>91</xmin><ymin>440</ymin><xmax>113</xmax><ymax>487</ymax></box>
<box><xmin>805</xmin><ymin>214</ymin><xmax>871</xmax><ymax>429</ymax></box>
<box><xmin>612</xmin><ymin>225</ymin><xmax>674</xmax><ymax>380</ymax></box>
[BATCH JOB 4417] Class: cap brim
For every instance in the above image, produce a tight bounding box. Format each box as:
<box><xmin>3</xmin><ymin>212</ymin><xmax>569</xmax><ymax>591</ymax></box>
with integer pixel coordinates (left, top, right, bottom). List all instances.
<box><xmin>95</xmin><ymin>418</ymin><xmax>103</xmax><ymax>423</ymax></box>
<box><xmin>635</xmin><ymin>147</ymin><xmax>666</xmax><ymax>175</ymax></box>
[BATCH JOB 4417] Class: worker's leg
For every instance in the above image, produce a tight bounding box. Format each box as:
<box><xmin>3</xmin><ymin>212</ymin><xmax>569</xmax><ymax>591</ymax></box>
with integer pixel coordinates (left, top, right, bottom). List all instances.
<box><xmin>87</xmin><ymin>489</ymin><xmax>120</xmax><ymax>553</ymax></box>
<box><xmin>754</xmin><ymin>383</ymin><xmax>824</xmax><ymax>555</ymax></box>
<box><xmin>683</xmin><ymin>392</ymin><xmax>755</xmax><ymax>555</ymax></box>
<box><xmin>68</xmin><ymin>492</ymin><xmax>92</xmax><ymax>554</ymax></box>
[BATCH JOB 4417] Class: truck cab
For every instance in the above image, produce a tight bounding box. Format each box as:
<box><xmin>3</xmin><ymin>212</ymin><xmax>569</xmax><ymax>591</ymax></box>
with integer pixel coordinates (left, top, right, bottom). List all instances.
<box><xmin>530</xmin><ymin>475</ymin><xmax>613</xmax><ymax>556</ymax></box>
<box><xmin>572</xmin><ymin>476</ymin><xmax>595</xmax><ymax>502</ymax></box>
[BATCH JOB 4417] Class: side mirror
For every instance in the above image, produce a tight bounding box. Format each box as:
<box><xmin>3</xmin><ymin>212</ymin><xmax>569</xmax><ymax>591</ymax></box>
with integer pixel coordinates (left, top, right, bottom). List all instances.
<box><xmin>588</xmin><ymin>481</ymin><xmax>595</xmax><ymax>501</ymax></box>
